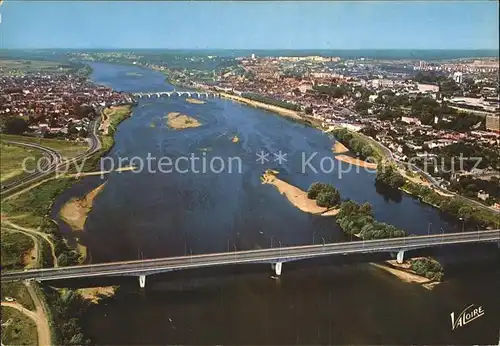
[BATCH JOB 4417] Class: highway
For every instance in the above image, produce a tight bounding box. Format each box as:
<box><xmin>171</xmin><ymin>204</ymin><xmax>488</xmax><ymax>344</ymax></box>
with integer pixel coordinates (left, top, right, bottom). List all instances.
<box><xmin>2</xmin><ymin>229</ymin><xmax>498</xmax><ymax>282</ymax></box>
<box><xmin>0</xmin><ymin>117</ymin><xmax>101</xmax><ymax>198</ymax></box>
<box><xmin>0</xmin><ymin>140</ymin><xmax>62</xmax><ymax>191</ymax></box>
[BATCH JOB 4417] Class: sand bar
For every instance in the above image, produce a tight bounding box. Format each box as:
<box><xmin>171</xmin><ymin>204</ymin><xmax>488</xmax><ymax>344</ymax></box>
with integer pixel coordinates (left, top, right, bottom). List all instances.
<box><xmin>186</xmin><ymin>98</ymin><xmax>206</xmax><ymax>105</ymax></box>
<box><xmin>165</xmin><ymin>112</ymin><xmax>201</xmax><ymax>129</ymax></box>
<box><xmin>59</xmin><ymin>183</ymin><xmax>106</xmax><ymax>231</ymax></box>
<box><xmin>261</xmin><ymin>170</ymin><xmax>339</xmax><ymax>216</ymax></box>
<box><xmin>332</xmin><ymin>141</ymin><xmax>349</xmax><ymax>154</ymax></box>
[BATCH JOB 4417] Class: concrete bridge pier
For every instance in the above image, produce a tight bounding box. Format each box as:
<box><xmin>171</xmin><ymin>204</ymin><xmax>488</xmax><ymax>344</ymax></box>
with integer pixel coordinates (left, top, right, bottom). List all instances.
<box><xmin>271</xmin><ymin>262</ymin><xmax>283</xmax><ymax>276</ymax></box>
<box><xmin>396</xmin><ymin>250</ymin><xmax>405</xmax><ymax>264</ymax></box>
<box><xmin>139</xmin><ymin>275</ymin><xmax>146</xmax><ymax>288</ymax></box>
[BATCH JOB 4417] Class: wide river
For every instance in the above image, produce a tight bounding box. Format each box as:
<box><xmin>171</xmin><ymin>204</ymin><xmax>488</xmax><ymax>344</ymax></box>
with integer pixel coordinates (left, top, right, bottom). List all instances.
<box><xmin>53</xmin><ymin>62</ymin><xmax>499</xmax><ymax>344</ymax></box>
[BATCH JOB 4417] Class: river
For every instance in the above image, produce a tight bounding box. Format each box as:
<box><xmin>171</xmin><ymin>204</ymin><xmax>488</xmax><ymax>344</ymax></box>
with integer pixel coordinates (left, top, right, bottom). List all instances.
<box><xmin>52</xmin><ymin>62</ymin><xmax>500</xmax><ymax>344</ymax></box>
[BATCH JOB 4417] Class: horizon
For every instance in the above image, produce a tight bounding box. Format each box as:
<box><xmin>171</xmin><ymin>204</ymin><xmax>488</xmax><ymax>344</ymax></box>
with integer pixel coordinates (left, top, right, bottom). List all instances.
<box><xmin>2</xmin><ymin>1</ymin><xmax>499</xmax><ymax>50</ymax></box>
<box><xmin>2</xmin><ymin>48</ymin><xmax>500</xmax><ymax>52</ymax></box>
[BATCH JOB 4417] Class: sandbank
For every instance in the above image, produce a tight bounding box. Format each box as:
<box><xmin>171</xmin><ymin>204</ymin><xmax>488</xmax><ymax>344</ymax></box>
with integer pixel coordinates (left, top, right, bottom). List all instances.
<box><xmin>186</xmin><ymin>98</ymin><xmax>206</xmax><ymax>105</ymax></box>
<box><xmin>59</xmin><ymin>183</ymin><xmax>106</xmax><ymax>231</ymax></box>
<box><xmin>77</xmin><ymin>286</ymin><xmax>117</xmax><ymax>304</ymax></box>
<box><xmin>261</xmin><ymin>170</ymin><xmax>339</xmax><ymax>216</ymax></box>
<box><xmin>165</xmin><ymin>112</ymin><xmax>201</xmax><ymax>130</ymax></box>
<box><xmin>372</xmin><ymin>260</ymin><xmax>440</xmax><ymax>290</ymax></box>
<box><xmin>332</xmin><ymin>141</ymin><xmax>349</xmax><ymax>154</ymax></box>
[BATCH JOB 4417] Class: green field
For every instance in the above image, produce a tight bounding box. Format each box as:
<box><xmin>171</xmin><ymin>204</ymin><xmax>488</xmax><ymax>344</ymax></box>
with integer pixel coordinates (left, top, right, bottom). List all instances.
<box><xmin>0</xmin><ymin>307</ymin><xmax>38</xmax><ymax>346</ymax></box>
<box><xmin>0</xmin><ymin>142</ymin><xmax>44</xmax><ymax>183</ymax></box>
<box><xmin>0</xmin><ymin>229</ymin><xmax>35</xmax><ymax>271</ymax></box>
<box><xmin>1</xmin><ymin>282</ymin><xmax>36</xmax><ymax>311</ymax></box>
<box><xmin>0</xmin><ymin>134</ymin><xmax>88</xmax><ymax>159</ymax></box>
<box><xmin>0</xmin><ymin>59</ymin><xmax>69</xmax><ymax>76</ymax></box>
<box><xmin>1</xmin><ymin>177</ymin><xmax>73</xmax><ymax>228</ymax></box>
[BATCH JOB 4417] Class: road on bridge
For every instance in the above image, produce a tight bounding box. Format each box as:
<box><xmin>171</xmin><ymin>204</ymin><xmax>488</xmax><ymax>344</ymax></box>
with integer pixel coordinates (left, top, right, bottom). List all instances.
<box><xmin>2</xmin><ymin>230</ymin><xmax>499</xmax><ymax>282</ymax></box>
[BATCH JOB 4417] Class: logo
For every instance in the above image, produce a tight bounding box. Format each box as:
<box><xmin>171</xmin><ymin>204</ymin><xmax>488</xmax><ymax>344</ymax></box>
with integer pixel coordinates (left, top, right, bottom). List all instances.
<box><xmin>450</xmin><ymin>304</ymin><xmax>484</xmax><ymax>331</ymax></box>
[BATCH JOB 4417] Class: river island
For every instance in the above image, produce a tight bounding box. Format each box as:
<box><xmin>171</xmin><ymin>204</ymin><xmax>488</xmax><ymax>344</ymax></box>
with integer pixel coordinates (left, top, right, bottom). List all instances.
<box><xmin>165</xmin><ymin>112</ymin><xmax>202</xmax><ymax>129</ymax></box>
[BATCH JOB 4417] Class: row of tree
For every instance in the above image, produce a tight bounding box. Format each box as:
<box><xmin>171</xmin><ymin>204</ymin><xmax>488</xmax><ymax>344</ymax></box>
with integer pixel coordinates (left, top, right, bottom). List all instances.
<box><xmin>332</xmin><ymin>128</ymin><xmax>378</xmax><ymax>161</ymax></box>
<box><xmin>307</xmin><ymin>182</ymin><xmax>341</xmax><ymax>208</ymax></box>
<box><xmin>375</xmin><ymin>166</ymin><xmax>406</xmax><ymax>189</ymax></box>
<box><xmin>241</xmin><ymin>92</ymin><xmax>301</xmax><ymax>111</ymax></box>
<box><xmin>335</xmin><ymin>200</ymin><xmax>406</xmax><ymax>240</ymax></box>
<box><xmin>403</xmin><ymin>181</ymin><xmax>500</xmax><ymax>228</ymax></box>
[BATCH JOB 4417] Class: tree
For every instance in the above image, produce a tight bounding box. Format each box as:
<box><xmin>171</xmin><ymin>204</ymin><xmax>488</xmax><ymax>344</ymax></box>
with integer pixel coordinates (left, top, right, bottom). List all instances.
<box><xmin>307</xmin><ymin>182</ymin><xmax>328</xmax><ymax>199</ymax></box>
<box><xmin>2</xmin><ymin>117</ymin><xmax>29</xmax><ymax>134</ymax></box>
<box><xmin>316</xmin><ymin>189</ymin><xmax>340</xmax><ymax>208</ymax></box>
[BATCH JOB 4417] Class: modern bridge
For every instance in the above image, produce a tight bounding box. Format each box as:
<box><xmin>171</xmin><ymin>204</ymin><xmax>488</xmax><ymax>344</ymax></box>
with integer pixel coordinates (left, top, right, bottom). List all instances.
<box><xmin>2</xmin><ymin>230</ymin><xmax>499</xmax><ymax>288</ymax></box>
<box><xmin>133</xmin><ymin>91</ymin><xmax>219</xmax><ymax>99</ymax></box>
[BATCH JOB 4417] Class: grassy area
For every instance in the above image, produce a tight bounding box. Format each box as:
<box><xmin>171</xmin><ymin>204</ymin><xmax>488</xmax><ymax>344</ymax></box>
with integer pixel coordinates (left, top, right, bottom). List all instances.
<box><xmin>0</xmin><ymin>142</ymin><xmax>44</xmax><ymax>183</ymax></box>
<box><xmin>0</xmin><ymin>307</ymin><xmax>38</xmax><ymax>345</ymax></box>
<box><xmin>1</xmin><ymin>178</ymin><xmax>73</xmax><ymax>228</ymax></box>
<box><xmin>100</xmin><ymin>105</ymin><xmax>132</xmax><ymax>151</ymax></box>
<box><xmin>0</xmin><ymin>134</ymin><xmax>88</xmax><ymax>159</ymax></box>
<box><xmin>1</xmin><ymin>282</ymin><xmax>36</xmax><ymax>311</ymax></box>
<box><xmin>0</xmin><ymin>229</ymin><xmax>34</xmax><ymax>270</ymax></box>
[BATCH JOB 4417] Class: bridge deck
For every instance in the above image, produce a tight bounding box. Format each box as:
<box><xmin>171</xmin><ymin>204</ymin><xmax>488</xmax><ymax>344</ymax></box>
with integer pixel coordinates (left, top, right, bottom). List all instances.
<box><xmin>2</xmin><ymin>230</ymin><xmax>499</xmax><ymax>282</ymax></box>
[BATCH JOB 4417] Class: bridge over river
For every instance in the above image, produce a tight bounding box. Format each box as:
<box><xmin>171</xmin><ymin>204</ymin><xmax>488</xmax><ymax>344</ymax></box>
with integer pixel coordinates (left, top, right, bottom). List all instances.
<box><xmin>133</xmin><ymin>90</ymin><xmax>219</xmax><ymax>99</ymax></box>
<box><xmin>2</xmin><ymin>230</ymin><xmax>499</xmax><ymax>287</ymax></box>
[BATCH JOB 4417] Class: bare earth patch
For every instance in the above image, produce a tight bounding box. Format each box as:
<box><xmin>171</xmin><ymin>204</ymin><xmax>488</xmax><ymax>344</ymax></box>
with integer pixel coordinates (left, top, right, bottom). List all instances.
<box><xmin>335</xmin><ymin>155</ymin><xmax>378</xmax><ymax>169</ymax></box>
<box><xmin>21</xmin><ymin>247</ymin><xmax>37</xmax><ymax>268</ymax></box>
<box><xmin>261</xmin><ymin>170</ymin><xmax>339</xmax><ymax>216</ymax></box>
<box><xmin>165</xmin><ymin>112</ymin><xmax>202</xmax><ymax>130</ymax></box>
<box><xmin>186</xmin><ymin>98</ymin><xmax>206</xmax><ymax>105</ymax></box>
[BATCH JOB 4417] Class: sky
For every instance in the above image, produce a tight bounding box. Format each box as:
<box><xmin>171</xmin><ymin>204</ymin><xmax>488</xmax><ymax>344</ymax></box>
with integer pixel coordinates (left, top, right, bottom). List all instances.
<box><xmin>1</xmin><ymin>1</ymin><xmax>499</xmax><ymax>50</ymax></box>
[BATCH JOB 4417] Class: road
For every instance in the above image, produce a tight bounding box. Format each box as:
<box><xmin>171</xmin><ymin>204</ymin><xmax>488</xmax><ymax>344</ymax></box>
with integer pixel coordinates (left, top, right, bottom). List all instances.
<box><xmin>1</xmin><ymin>282</ymin><xmax>51</xmax><ymax>346</ymax></box>
<box><xmin>0</xmin><ymin>140</ymin><xmax>62</xmax><ymax>192</ymax></box>
<box><xmin>2</xmin><ymin>229</ymin><xmax>498</xmax><ymax>282</ymax></box>
<box><xmin>0</xmin><ymin>117</ymin><xmax>101</xmax><ymax>198</ymax></box>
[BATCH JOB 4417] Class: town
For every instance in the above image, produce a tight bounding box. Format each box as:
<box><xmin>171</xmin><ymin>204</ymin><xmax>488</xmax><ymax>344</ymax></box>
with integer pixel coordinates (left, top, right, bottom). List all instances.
<box><xmin>1</xmin><ymin>52</ymin><xmax>499</xmax><ymax>209</ymax></box>
<box><xmin>0</xmin><ymin>60</ymin><xmax>134</xmax><ymax>140</ymax></box>
<box><xmin>62</xmin><ymin>51</ymin><xmax>499</xmax><ymax>209</ymax></box>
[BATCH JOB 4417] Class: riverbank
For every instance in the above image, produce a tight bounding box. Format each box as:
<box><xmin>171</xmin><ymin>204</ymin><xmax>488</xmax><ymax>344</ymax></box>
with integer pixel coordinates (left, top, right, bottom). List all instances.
<box><xmin>261</xmin><ymin>170</ymin><xmax>339</xmax><ymax>216</ymax></box>
<box><xmin>77</xmin><ymin>286</ymin><xmax>117</xmax><ymax>304</ymax></box>
<box><xmin>335</xmin><ymin>155</ymin><xmax>378</xmax><ymax>169</ymax></box>
<box><xmin>220</xmin><ymin>92</ymin><xmax>303</xmax><ymax>121</ymax></box>
<box><xmin>99</xmin><ymin>105</ymin><xmax>132</xmax><ymax>151</ymax></box>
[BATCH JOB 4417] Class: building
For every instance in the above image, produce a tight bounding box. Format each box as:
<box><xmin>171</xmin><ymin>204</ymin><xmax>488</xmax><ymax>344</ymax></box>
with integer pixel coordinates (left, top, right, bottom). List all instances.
<box><xmin>486</xmin><ymin>115</ymin><xmax>500</xmax><ymax>133</ymax></box>
<box><xmin>417</xmin><ymin>83</ymin><xmax>439</xmax><ymax>94</ymax></box>
<box><xmin>401</xmin><ymin>116</ymin><xmax>421</xmax><ymax>125</ymax></box>
<box><xmin>453</xmin><ymin>71</ymin><xmax>463</xmax><ymax>84</ymax></box>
